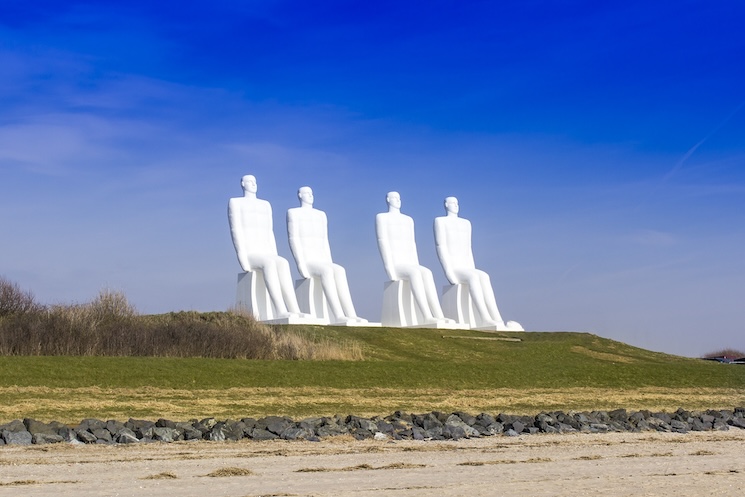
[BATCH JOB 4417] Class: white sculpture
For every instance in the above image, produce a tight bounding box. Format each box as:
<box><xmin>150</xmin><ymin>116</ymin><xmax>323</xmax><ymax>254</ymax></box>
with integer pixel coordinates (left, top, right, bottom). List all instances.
<box><xmin>434</xmin><ymin>196</ymin><xmax>523</xmax><ymax>331</ymax></box>
<box><xmin>287</xmin><ymin>186</ymin><xmax>371</xmax><ymax>325</ymax></box>
<box><xmin>376</xmin><ymin>191</ymin><xmax>457</xmax><ymax>328</ymax></box>
<box><xmin>228</xmin><ymin>174</ymin><xmax>315</xmax><ymax>323</ymax></box>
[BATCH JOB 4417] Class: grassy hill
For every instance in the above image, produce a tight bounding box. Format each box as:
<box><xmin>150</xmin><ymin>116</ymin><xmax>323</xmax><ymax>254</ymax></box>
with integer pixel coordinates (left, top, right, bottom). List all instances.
<box><xmin>1</xmin><ymin>321</ymin><xmax>743</xmax><ymax>422</ymax></box>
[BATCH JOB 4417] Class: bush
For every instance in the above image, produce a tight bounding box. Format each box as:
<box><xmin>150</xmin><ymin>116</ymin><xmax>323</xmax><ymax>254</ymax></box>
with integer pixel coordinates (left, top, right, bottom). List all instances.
<box><xmin>703</xmin><ymin>349</ymin><xmax>745</xmax><ymax>360</ymax></box>
<box><xmin>0</xmin><ymin>279</ymin><xmax>361</xmax><ymax>360</ymax></box>
<box><xmin>0</xmin><ymin>276</ymin><xmax>39</xmax><ymax>317</ymax></box>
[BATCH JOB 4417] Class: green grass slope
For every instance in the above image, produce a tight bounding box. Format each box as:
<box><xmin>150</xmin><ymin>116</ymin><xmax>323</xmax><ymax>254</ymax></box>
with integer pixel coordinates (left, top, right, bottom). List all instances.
<box><xmin>1</xmin><ymin>324</ymin><xmax>742</xmax><ymax>391</ymax></box>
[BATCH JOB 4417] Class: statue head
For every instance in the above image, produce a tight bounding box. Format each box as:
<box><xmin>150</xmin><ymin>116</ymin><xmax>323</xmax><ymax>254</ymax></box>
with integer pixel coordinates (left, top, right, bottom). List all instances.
<box><xmin>298</xmin><ymin>186</ymin><xmax>314</xmax><ymax>206</ymax></box>
<box><xmin>241</xmin><ymin>174</ymin><xmax>258</xmax><ymax>194</ymax></box>
<box><xmin>386</xmin><ymin>191</ymin><xmax>401</xmax><ymax>210</ymax></box>
<box><xmin>444</xmin><ymin>196</ymin><xmax>459</xmax><ymax>215</ymax></box>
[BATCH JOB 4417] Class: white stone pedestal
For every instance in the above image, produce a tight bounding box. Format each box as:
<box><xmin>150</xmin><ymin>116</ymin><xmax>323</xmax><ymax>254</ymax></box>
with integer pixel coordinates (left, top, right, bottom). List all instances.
<box><xmin>441</xmin><ymin>283</ymin><xmax>476</xmax><ymax>328</ymax></box>
<box><xmin>295</xmin><ymin>277</ymin><xmax>330</xmax><ymax>324</ymax></box>
<box><xmin>236</xmin><ymin>272</ymin><xmax>326</xmax><ymax>325</ymax></box>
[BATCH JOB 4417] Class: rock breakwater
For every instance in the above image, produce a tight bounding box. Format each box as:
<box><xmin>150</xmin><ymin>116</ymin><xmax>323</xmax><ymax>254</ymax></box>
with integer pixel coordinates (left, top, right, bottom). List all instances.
<box><xmin>2</xmin><ymin>407</ymin><xmax>744</xmax><ymax>446</ymax></box>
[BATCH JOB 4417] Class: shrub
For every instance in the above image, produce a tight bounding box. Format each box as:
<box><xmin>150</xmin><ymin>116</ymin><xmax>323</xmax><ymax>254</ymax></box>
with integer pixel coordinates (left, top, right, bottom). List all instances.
<box><xmin>703</xmin><ymin>349</ymin><xmax>745</xmax><ymax>360</ymax></box>
<box><xmin>0</xmin><ymin>276</ymin><xmax>39</xmax><ymax>317</ymax></box>
<box><xmin>0</xmin><ymin>280</ymin><xmax>362</xmax><ymax>360</ymax></box>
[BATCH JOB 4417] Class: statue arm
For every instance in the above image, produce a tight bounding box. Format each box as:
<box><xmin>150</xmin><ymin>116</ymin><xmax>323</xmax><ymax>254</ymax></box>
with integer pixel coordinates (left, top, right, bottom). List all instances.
<box><xmin>434</xmin><ymin>218</ymin><xmax>457</xmax><ymax>283</ymax></box>
<box><xmin>375</xmin><ymin>214</ymin><xmax>398</xmax><ymax>280</ymax></box>
<box><xmin>321</xmin><ymin>211</ymin><xmax>333</xmax><ymax>262</ymax></box>
<box><xmin>228</xmin><ymin>200</ymin><xmax>252</xmax><ymax>272</ymax></box>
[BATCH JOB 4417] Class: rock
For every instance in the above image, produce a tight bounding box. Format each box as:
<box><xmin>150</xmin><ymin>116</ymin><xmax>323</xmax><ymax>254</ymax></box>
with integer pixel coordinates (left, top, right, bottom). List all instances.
<box><xmin>75</xmin><ymin>429</ymin><xmax>98</xmax><ymax>443</ymax></box>
<box><xmin>316</xmin><ymin>424</ymin><xmax>344</xmax><ymax>438</ymax></box>
<box><xmin>58</xmin><ymin>427</ymin><xmax>77</xmax><ymax>442</ymax></box>
<box><xmin>348</xmin><ymin>415</ymin><xmax>378</xmax><ymax>433</ymax></box>
<box><xmin>475</xmin><ymin>413</ymin><xmax>497</xmax><ymax>428</ymax></box>
<box><xmin>375</xmin><ymin>420</ymin><xmax>395</xmax><ymax>435</ymax></box>
<box><xmin>281</xmin><ymin>425</ymin><xmax>314</xmax><ymax>441</ymax></box>
<box><xmin>713</xmin><ymin>420</ymin><xmax>729</xmax><ymax>431</ymax></box>
<box><xmin>670</xmin><ymin>420</ymin><xmax>689</xmax><ymax>433</ymax></box>
<box><xmin>156</xmin><ymin>418</ymin><xmax>177</xmax><ymax>428</ymax></box>
<box><xmin>445</xmin><ymin>414</ymin><xmax>479</xmax><ymax>437</ymax></box>
<box><xmin>222</xmin><ymin>420</ymin><xmax>247</xmax><ymax>441</ymax></box>
<box><xmin>609</xmin><ymin>409</ymin><xmax>628</xmax><ymax>421</ymax></box>
<box><xmin>352</xmin><ymin>429</ymin><xmax>373</xmax><ymax>440</ymax></box>
<box><xmin>690</xmin><ymin>418</ymin><xmax>710</xmax><ymax>431</ymax></box>
<box><xmin>200</xmin><ymin>417</ymin><xmax>218</xmax><ymax>429</ymax></box>
<box><xmin>0</xmin><ymin>420</ymin><xmax>26</xmax><ymax>432</ymax></box>
<box><xmin>128</xmin><ymin>419</ymin><xmax>156</xmax><ymax>438</ymax></box>
<box><xmin>509</xmin><ymin>420</ymin><xmax>525</xmax><ymax>434</ymax></box>
<box><xmin>444</xmin><ymin>424</ymin><xmax>467</xmax><ymax>440</ymax></box>
<box><xmin>413</xmin><ymin>413</ymin><xmax>442</xmax><ymax>431</ymax></box>
<box><xmin>3</xmin><ymin>430</ymin><xmax>33</xmax><ymax>445</ymax></box>
<box><xmin>250</xmin><ymin>428</ymin><xmax>279</xmax><ymax>441</ymax></box>
<box><xmin>106</xmin><ymin>420</ymin><xmax>126</xmax><ymax>435</ymax></box>
<box><xmin>151</xmin><ymin>427</ymin><xmax>179</xmax><ymax>442</ymax></box>
<box><xmin>78</xmin><ymin>418</ymin><xmax>106</xmax><ymax>432</ymax></box>
<box><xmin>504</xmin><ymin>429</ymin><xmax>520</xmax><ymax>437</ymax></box>
<box><xmin>241</xmin><ymin>417</ymin><xmax>258</xmax><ymax>430</ymax></box>
<box><xmin>373</xmin><ymin>431</ymin><xmax>388</xmax><ymax>441</ymax></box>
<box><xmin>116</xmin><ymin>430</ymin><xmax>140</xmax><ymax>444</ymax></box>
<box><xmin>411</xmin><ymin>426</ymin><xmax>426</xmax><ymax>440</ymax></box>
<box><xmin>259</xmin><ymin>416</ymin><xmax>293</xmax><ymax>436</ymax></box>
<box><xmin>728</xmin><ymin>418</ymin><xmax>745</xmax><ymax>429</ymax></box>
<box><xmin>93</xmin><ymin>428</ymin><xmax>113</xmax><ymax>443</ymax></box>
<box><xmin>24</xmin><ymin>418</ymin><xmax>58</xmax><ymax>436</ymax></box>
<box><xmin>453</xmin><ymin>411</ymin><xmax>477</xmax><ymax>426</ymax></box>
<box><xmin>32</xmin><ymin>433</ymin><xmax>64</xmax><ymax>444</ymax></box>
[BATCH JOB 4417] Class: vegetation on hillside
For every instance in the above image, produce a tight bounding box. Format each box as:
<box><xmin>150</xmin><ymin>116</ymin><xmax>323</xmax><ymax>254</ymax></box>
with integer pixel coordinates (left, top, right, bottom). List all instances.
<box><xmin>704</xmin><ymin>349</ymin><xmax>745</xmax><ymax>359</ymax></box>
<box><xmin>0</xmin><ymin>277</ymin><xmax>361</xmax><ymax>360</ymax></box>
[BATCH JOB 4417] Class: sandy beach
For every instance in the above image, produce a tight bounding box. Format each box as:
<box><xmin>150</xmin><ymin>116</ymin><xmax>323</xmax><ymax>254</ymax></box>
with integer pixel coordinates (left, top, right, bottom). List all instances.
<box><xmin>1</xmin><ymin>430</ymin><xmax>743</xmax><ymax>496</ymax></box>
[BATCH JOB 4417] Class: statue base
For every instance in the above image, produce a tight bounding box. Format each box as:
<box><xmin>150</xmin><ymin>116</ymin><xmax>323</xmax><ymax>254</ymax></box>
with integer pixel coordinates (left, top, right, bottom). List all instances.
<box><xmin>330</xmin><ymin>319</ymin><xmax>382</xmax><ymax>327</ymax></box>
<box><xmin>236</xmin><ymin>272</ymin><xmax>325</xmax><ymax>325</ymax></box>
<box><xmin>260</xmin><ymin>315</ymin><xmax>328</xmax><ymax>325</ymax></box>
<box><xmin>474</xmin><ymin>320</ymin><xmax>525</xmax><ymax>332</ymax></box>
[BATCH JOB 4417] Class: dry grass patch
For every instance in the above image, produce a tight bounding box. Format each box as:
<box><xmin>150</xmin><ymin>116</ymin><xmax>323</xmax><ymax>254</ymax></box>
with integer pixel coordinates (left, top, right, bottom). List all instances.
<box><xmin>574</xmin><ymin>455</ymin><xmax>603</xmax><ymax>460</ymax></box>
<box><xmin>0</xmin><ymin>480</ymin><xmax>39</xmax><ymax>486</ymax></box>
<box><xmin>0</xmin><ymin>479</ymin><xmax>78</xmax><ymax>486</ymax></box>
<box><xmin>142</xmin><ymin>472</ymin><xmax>178</xmax><ymax>480</ymax></box>
<box><xmin>690</xmin><ymin>450</ymin><xmax>716</xmax><ymax>456</ymax></box>
<box><xmin>296</xmin><ymin>462</ymin><xmax>426</xmax><ymax>473</ymax></box>
<box><xmin>4</xmin><ymin>385</ymin><xmax>742</xmax><ymax>423</ymax></box>
<box><xmin>458</xmin><ymin>457</ymin><xmax>551</xmax><ymax>466</ymax></box>
<box><xmin>204</xmin><ymin>467</ymin><xmax>254</xmax><ymax>477</ymax></box>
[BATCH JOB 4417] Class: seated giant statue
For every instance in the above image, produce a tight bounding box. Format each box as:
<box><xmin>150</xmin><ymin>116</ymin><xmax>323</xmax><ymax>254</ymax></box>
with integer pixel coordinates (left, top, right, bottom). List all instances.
<box><xmin>375</xmin><ymin>191</ymin><xmax>456</xmax><ymax>328</ymax></box>
<box><xmin>434</xmin><ymin>196</ymin><xmax>523</xmax><ymax>331</ymax></box>
<box><xmin>287</xmin><ymin>186</ymin><xmax>368</xmax><ymax>325</ymax></box>
<box><xmin>228</xmin><ymin>174</ymin><xmax>308</xmax><ymax>322</ymax></box>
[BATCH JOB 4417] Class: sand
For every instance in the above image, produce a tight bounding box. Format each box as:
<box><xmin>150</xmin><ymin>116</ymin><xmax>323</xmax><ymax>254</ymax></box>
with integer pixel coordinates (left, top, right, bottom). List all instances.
<box><xmin>1</xmin><ymin>430</ymin><xmax>743</xmax><ymax>496</ymax></box>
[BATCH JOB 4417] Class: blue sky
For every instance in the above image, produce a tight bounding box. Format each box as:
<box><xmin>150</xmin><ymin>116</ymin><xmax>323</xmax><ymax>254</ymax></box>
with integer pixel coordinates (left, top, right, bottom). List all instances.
<box><xmin>1</xmin><ymin>1</ymin><xmax>743</xmax><ymax>357</ymax></box>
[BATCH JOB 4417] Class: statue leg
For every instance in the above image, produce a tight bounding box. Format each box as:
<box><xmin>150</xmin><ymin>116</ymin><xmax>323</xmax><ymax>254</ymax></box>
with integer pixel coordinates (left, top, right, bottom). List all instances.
<box><xmin>331</xmin><ymin>264</ymin><xmax>359</xmax><ymax>319</ymax></box>
<box><xmin>275</xmin><ymin>257</ymin><xmax>302</xmax><ymax>314</ymax></box>
<box><xmin>478</xmin><ymin>270</ymin><xmax>504</xmax><ymax>322</ymax></box>
<box><xmin>456</xmin><ymin>269</ymin><xmax>500</xmax><ymax>325</ymax></box>
<box><xmin>400</xmin><ymin>266</ymin><xmax>436</xmax><ymax>321</ymax></box>
<box><xmin>250</xmin><ymin>256</ymin><xmax>289</xmax><ymax>316</ymax></box>
<box><xmin>420</xmin><ymin>267</ymin><xmax>446</xmax><ymax>319</ymax></box>
<box><xmin>310</xmin><ymin>263</ymin><xmax>346</xmax><ymax>320</ymax></box>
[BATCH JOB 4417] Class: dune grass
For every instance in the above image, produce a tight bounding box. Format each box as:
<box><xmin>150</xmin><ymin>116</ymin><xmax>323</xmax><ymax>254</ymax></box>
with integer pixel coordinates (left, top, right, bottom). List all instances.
<box><xmin>1</xmin><ymin>321</ymin><xmax>743</xmax><ymax>422</ymax></box>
